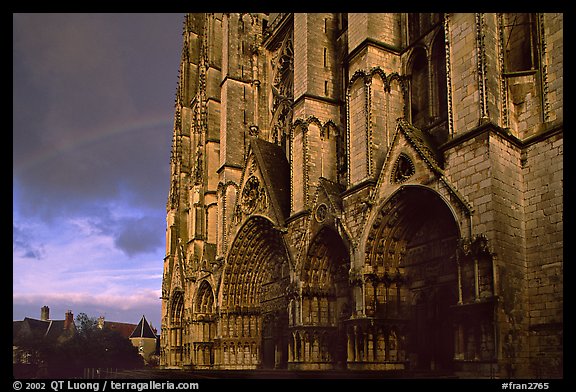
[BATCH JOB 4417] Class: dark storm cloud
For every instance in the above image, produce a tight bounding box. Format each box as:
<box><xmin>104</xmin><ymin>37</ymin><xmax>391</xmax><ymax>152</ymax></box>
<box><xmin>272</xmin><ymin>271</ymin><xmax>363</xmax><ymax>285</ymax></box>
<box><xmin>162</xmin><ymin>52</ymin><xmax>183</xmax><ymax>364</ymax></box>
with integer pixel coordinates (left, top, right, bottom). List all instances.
<box><xmin>13</xmin><ymin>13</ymin><xmax>182</xmax><ymax>221</ymax></box>
<box><xmin>13</xmin><ymin>224</ymin><xmax>45</xmax><ymax>260</ymax></box>
<box><xmin>67</xmin><ymin>206</ymin><xmax>165</xmax><ymax>257</ymax></box>
<box><xmin>113</xmin><ymin>216</ymin><xmax>165</xmax><ymax>256</ymax></box>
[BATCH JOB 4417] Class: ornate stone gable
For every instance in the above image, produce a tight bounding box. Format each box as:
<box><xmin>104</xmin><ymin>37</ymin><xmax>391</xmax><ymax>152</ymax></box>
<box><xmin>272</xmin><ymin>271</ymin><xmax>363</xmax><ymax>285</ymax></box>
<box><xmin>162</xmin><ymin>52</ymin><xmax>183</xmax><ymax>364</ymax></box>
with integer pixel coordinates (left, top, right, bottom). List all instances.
<box><xmin>227</xmin><ymin>138</ymin><xmax>290</xmax><ymax>248</ymax></box>
<box><xmin>230</xmin><ymin>153</ymin><xmax>272</xmax><ymax>229</ymax></box>
<box><xmin>291</xmin><ymin>178</ymin><xmax>351</xmax><ymax>275</ymax></box>
<box><xmin>369</xmin><ymin>119</ymin><xmax>473</xmax><ymax>217</ymax></box>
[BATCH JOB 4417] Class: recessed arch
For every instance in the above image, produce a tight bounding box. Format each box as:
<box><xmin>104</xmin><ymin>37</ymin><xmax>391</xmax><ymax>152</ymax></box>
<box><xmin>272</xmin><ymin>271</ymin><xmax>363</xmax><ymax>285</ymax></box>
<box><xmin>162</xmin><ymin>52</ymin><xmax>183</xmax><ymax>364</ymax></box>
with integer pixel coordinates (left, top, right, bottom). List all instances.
<box><xmin>170</xmin><ymin>290</ymin><xmax>184</xmax><ymax>324</ymax></box>
<box><xmin>195</xmin><ymin>280</ymin><xmax>215</xmax><ymax>314</ymax></box>
<box><xmin>192</xmin><ymin>281</ymin><xmax>215</xmax><ymax>367</ymax></box>
<box><xmin>221</xmin><ymin>215</ymin><xmax>290</xmax><ymax>369</ymax></box>
<box><xmin>167</xmin><ymin>290</ymin><xmax>185</xmax><ymax>367</ymax></box>
<box><xmin>426</xmin><ymin>27</ymin><xmax>451</xmax><ymax>145</ymax></box>
<box><xmin>302</xmin><ymin>227</ymin><xmax>350</xmax><ymax>290</ymax></box>
<box><xmin>291</xmin><ymin>226</ymin><xmax>351</xmax><ymax>368</ymax></box>
<box><xmin>347</xmin><ymin>72</ymin><xmax>369</xmax><ymax>184</ymax></box>
<box><xmin>363</xmin><ymin>185</ymin><xmax>461</xmax><ymax>370</ymax></box>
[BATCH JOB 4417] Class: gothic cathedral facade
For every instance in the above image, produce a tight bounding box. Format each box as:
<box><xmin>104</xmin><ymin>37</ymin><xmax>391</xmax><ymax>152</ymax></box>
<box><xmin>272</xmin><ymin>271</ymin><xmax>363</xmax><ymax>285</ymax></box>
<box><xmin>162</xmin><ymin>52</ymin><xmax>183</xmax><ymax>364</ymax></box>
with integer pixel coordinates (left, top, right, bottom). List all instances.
<box><xmin>160</xmin><ymin>13</ymin><xmax>563</xmax><ymax>378</ymax></box>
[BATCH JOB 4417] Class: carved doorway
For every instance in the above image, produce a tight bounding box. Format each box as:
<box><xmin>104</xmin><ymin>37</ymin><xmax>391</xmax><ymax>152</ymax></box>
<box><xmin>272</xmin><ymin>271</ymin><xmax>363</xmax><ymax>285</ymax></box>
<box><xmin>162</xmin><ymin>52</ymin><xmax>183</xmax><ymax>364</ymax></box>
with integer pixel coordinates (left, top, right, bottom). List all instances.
<box><xmin>221</xmin><ymin>216</ymin><xmax>289</xmax><ymax>369</ymax></box>
<box><xmin>262</xmin><ymin>311</ymin><xmax>289</xmax><ymax>369</ymax></box>
<box><xmin>413</xmin><ymin>286</ymin><xmax>456</xmax><ymax>370</ymax></box>
<box><xmin>291</xmin><ymin>227</ymin><xmax>351</xmax><ymax>369</ymax></box>
<box><xmin>365</xmin><ymin>186</ymin><xmax>460</xmax><ymax>371</ymax></box>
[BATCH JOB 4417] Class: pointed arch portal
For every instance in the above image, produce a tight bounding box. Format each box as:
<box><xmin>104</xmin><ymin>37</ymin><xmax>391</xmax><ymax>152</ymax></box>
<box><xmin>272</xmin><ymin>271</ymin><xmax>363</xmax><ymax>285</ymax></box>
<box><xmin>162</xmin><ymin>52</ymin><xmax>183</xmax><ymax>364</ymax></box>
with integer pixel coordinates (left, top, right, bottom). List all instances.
<box><xmin>289</xmin><ymin>227</ymin><xmax>351</xmax><ymax>370</ymax></box>
<box><xmin>192</xmin><ymin>281</ymin><xmax>215</xmax><ymax>368</ymax></box>
<box><xmin>167</xmin><ymin>291</ymin><xmax>184</xmax><ymax>367</ymax></box>
<box><xmin>219</xmin><ymin>216</ymin><xmax>290</xmax><ymax>369</ymax></box>
<box><xmin>362</xmin><ymin>185</ymin><xmax>460</xmax><ymax>370</ymax></box>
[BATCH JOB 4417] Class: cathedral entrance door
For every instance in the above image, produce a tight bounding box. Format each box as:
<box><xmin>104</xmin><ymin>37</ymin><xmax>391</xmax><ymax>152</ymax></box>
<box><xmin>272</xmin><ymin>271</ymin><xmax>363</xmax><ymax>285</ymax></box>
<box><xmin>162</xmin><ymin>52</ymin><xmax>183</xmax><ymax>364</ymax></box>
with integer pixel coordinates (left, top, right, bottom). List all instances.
<box><xmin>365</xmin><ymin>186</ymin><xmax>460</xmax><ymax>371</ymax></box>
<box><xmin>221</xmin><ymin>217</ymin><xmax>290</xmax><ymax>369</ymax></box>
<box><xmin>413</xmin><ymin>287</ymin><xmax>455</xmax><ymax>370</ymax></box>
<box><xmin>262</xmin><ymin>314</ymin><xmax>275</xmax><ymax>369</ymax></box>
<box><xmin>261</xmin><ymin>311</ymin><xmax>288</xmax><ymax>369</ymax></box>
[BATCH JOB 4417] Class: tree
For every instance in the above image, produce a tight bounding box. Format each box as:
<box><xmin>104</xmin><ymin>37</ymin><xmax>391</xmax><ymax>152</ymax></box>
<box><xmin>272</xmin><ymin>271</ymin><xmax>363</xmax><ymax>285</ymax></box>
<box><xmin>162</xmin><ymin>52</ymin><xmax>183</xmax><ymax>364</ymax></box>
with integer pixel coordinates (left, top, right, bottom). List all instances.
<box><xmin>75</xmin><ymin>312</ymin><xmax>100</xmax><ymax>337</ymax></box>
<box><xmin>60</xmin><ymin>313</ymin><xmax>144</xmax><ymax>374</ymax></box>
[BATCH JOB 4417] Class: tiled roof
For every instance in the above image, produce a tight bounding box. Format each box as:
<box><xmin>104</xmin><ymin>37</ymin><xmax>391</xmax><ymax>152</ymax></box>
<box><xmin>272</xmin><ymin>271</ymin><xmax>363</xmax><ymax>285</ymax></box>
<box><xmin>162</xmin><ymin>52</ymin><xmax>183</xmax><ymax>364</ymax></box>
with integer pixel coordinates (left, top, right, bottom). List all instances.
<box><xmin>44</xmin><ymin>320</ymin><xmax>70</xmax><ymax>340</ymax></box>
<box><xmin>102</xmin><ymin>321</ymin><xmax>138</xmax><ymax>339</ymax></box>
<box><xmin>129</xmin><ymin>315</ymin><xmax>157</xmax><ymax>339</ymax></box>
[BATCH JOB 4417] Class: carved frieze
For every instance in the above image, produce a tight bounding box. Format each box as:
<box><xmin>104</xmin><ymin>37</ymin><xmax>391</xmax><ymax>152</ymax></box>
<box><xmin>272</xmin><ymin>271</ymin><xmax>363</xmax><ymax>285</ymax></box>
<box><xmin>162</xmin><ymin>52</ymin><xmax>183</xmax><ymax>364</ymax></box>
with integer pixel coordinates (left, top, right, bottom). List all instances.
<box><xmin>456</xmin><ymin>234</ymin><xmax>492</xmax><ymax>259</ymax></box>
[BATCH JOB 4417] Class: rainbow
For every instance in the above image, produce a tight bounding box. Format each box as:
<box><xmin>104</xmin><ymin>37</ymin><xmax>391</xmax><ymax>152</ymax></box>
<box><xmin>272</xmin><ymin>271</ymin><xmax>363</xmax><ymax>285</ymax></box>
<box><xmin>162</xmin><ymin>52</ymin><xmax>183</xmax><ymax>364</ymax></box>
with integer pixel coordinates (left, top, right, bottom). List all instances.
<box><xmin>14</xmin><ymin>112</ymin><xmax>174</xmax><ymax>174</ymax></box>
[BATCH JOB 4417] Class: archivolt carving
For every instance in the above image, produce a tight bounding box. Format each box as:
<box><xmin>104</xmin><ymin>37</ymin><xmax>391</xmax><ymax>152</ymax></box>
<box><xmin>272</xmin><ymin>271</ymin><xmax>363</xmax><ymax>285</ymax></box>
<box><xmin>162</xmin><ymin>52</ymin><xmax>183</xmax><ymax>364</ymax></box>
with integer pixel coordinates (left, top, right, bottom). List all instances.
<box><xmin>222</xmin><ymin>216</ymin><xmax>288</xmax><ymax>311</ymax></box>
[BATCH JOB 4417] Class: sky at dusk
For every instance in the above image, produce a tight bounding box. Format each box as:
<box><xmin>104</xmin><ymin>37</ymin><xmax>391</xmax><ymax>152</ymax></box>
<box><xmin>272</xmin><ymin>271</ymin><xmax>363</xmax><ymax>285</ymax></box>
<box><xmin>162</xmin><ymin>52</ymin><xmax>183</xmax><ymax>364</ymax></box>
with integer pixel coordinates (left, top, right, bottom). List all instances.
<box><xmin>13</xmin><ymin>13</ymin><xmax>186</xmax><ymax>331</ymax></box>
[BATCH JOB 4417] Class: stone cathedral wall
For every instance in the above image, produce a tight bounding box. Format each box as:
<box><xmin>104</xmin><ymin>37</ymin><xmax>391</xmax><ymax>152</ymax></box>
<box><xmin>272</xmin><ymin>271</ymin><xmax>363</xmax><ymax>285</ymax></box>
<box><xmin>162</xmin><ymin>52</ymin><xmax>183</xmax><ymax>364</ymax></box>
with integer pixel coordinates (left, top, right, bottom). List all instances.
<box><xmin>161</xmin><ymin>13</ymin><xmax>563</xmax><ymax>378</ymax></box>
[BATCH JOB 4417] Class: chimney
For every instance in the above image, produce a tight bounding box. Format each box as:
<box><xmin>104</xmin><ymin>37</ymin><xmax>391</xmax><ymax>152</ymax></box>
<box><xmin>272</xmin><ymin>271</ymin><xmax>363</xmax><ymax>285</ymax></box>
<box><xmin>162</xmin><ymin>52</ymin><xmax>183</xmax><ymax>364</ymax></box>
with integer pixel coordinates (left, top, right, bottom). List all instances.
<box><xmin>41</xmin><ymin>306</ymin><xmax>50</xmax><ymax>321</ymax></box>
<box><xmin>64</xmin><ymin>310</ymin><xmax>74</xmax><ymax>330</ymax></box>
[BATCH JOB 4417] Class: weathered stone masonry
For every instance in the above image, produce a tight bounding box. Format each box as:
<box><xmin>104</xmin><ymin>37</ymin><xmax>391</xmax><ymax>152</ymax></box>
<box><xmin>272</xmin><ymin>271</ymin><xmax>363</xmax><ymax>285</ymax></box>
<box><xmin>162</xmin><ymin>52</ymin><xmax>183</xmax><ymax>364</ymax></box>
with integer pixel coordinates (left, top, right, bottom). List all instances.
<box><xmin>161</xmin><ymin>13</ymin><xmax>562</xmax><ymax>378</ymax></box>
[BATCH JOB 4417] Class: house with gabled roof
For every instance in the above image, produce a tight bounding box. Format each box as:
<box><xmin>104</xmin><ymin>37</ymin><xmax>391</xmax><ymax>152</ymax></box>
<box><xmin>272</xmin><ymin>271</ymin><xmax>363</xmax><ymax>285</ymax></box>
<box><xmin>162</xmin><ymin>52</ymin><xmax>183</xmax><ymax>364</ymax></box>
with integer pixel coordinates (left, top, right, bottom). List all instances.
<box><xmin>13</xmin><ymin>307</ymin><xmax>76</xmax><ymax>377</ymax></box>
<box><xmin>13</xmin><ymin>307</ymin><xmax>76</xmax><ymax>351</ymax></box>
